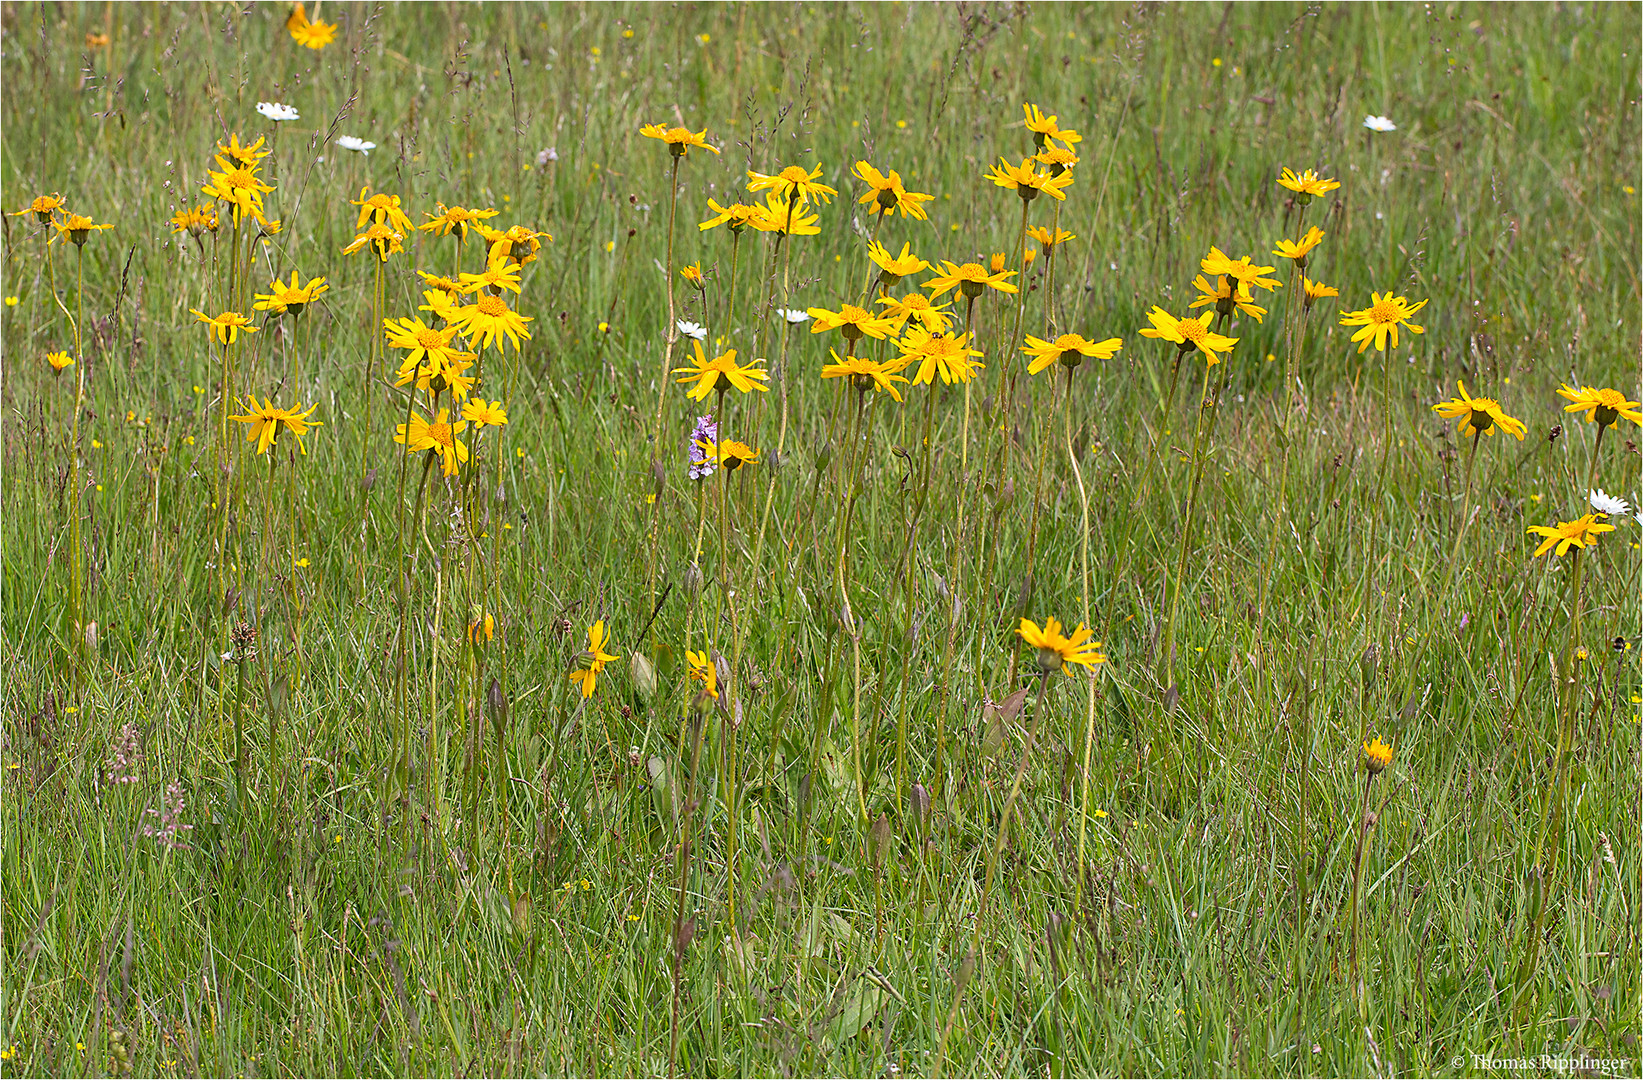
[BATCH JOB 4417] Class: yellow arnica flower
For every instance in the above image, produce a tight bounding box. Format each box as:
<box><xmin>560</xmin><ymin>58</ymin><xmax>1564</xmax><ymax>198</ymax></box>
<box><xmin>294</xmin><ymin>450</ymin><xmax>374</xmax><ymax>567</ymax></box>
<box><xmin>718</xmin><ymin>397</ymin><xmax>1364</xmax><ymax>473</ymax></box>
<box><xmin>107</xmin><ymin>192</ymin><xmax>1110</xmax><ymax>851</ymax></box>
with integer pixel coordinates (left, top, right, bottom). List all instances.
<box><xmin>398</xmin><ymin>352</ymin><xmax>475</xmax><ymax>401</ymax></box>
<box><xmin>11</xmin><ymin>192</ymin><xmax>67</xmax><ymax>225</ymax></box>
<box><xmin>924</xmin><ymin>260</ymin><xmax>1018</xmax><ymax>299</ymax></box>
<box><xmin>1139</xmin><ymin>307</ymin><xmax>1238</xmax><ymax>365</ymax></box>
<box><xmin>806</xmin><ymin>303</ymin><xmax>899</xmax><ymax>342</ymax></box>
<box><xmin>570</xmin><ymin>622</ymin><xmax>620</xmax><ymax>698</ymax></box>
<box><xmin>699</xmin><ymin>198</ymin><xmax>760</xmax><ymax>232</ymax></box>
<box><xmin>420</xmin><ymin>203</ymin><xmax>499</xmax><ymax>239</ymax></box>
<box><xmin>385</xmin><ymin>316</ymin><xmax>470</xmax><ymax>376</ymax></box>
<box><xmin>687</xmin><ymin>650</ymin><xmax>719</xmax><ymax>700</ymax></box>
<box><xmin>1034</xmin><ymin>145</ymin><xmax>1079</xmax><ymax>173</ymax></box>
<box><xmin>898</xmin><ymin>326</ymin><xmax>985</xmax><ymax>386</ymax></box>
<box><xmin>169</xmin><ymin>205</ymin><xmax>218</xmax><ymax>236</ymax></box>
<box><xmin>479</xmin><ymin>223</ymin><xmax>551</xmax><ymax>266</ymax></box>
<box><xmin>985</xmin><ymin>157</ymin><xmax>1074</xmax><ymax>201</ymax></box>
<box><xmin>877</xmin><ymin>292</ymin><xmax>954</xmax><ymax>334</ymax></box>
<box><xmin>679</xmin><ymin>263</ymin><xmax>706</xmax><ymax>289</ymax></box>
<box><xmin>1431</xmin><ymin>380</ymin><xmax>1526</xmax><ymax>440</ymax></box>
<box><xmin>395</xmin><ymin>408</ymin><xmax>469</xmax><ymax>477</ymax></box>
<box><xmin>1338</xmin><ymin>290</ymin><xmax>1427</xmax><ymax>353</ymax></box>
<box><xmin>1016</xmin><ymin>616</ymin><xmax>1105</xmax><ymax>677</ymax></box>
<box><xmin>1272</xmin><ymin>226</ymin><xmax>1325</xmax><ymax>262</ymax></box>
<box><xmin>253</xmin><ymin>271</ymin><xmax>328</xmax><ymax>314</ymax></box>
<box><xmin>672</xmin><ymin>340</ymin><xmax>769</xmax><ymax>400</ymax></box>
<box><xmin>1022</xmin><ymin>333</ymin><xmax>1122</xmax><ymax>375</ymax></box>
<box><xmin>229</xmin><ymin>396</ymin><xmax>321</xmax><ymax>455</ymax></box>
<box><xmin>821</xmin><ymin>351</ymin><xmax>910</xmax><ymax>401</ymax></box>
<box><xmin>852</xmin><ymin>161</ymin><xmax>934</xmax><ymax>220</ymax></box>
<box><xmin>1188</xmin><ymin>274</ymin><xmax>1267</xmax><ymax>323</ymax></box>
<box><xmin>1302</xmin><ymin>278</ymin><xmax>1338</xmax><ymax>307</ymax></box>
<box><xmin>1527</xmin><ymin>514</ymin><xmax>1615</xmax><ymax>558</ymax></box>
<box><xmin>458</xmin><ymin>260</ymin><xmax>523</xmax><ymax>296</ymax></box>
<box><xmin>1361</xmin><ymin>736</ymin><xmax>1394</xmax><ymax>774</ymax></box>
<box><xmin>694</xmin><ymin>438</ymin><xmax>760</xmax><ymax>471</ymax></box>
<box><xmin>453</xmin><ymin>292</ymin><xmax>533</xmax><ymax>353</ymax></box>
<box><xmin>342</xmin><ymin>222</ymin><xmax>405</xmax><ymax>261</ymax></box>
<box><xmin>1277</xmin><ymin>168</ymin><xmax>1341</xmax><ymax>198</ymax></box>
<box><xmin>746</xmin><ymin>163</ymin><xmax>836</xmax><ymax>206</ymax></box>
<box><xmin>191</xmin><ymin>309</ymin><xmax>257</xmax><ymax>346</ymax></box>
<box><xmin>201</xmin><ymin>156</ymin><xmax>274</xmax><ymax>225</ymax></box>
<box><xmin>639</xmin><ymin>123</ymin><xmax>720</xmax><ymax>156</ymax></box>
<box><xmin>468</xmin><ymin>613</ymin><xmax>495</xmax><ymax>644</ymax></box>
<box><xmin>1201</xmin><ymin>247</ymin><xmax>1281</xmax><ymax>294</ymax></box>
<box><xmin>461</xmin><ymin>398</ymin><xmax>508</xmax><ymax>428</ymax></box>
<box><xmin>216</xmin><ymin>133</ymin><xmax>271</xmax><ymax>168</ymax></box>
<box><xmin>50</xmin><ymin>212</ymin><xmax>113</xmax><ymax>247</ymax></box>
<box><xmin>867</xmin><ymin>241</ymin><xmax>929</xmax><ymax>282</ymax></box>
<box><xmin>47</xmin><ymin>350</ymin><xmax>74</xmax><ymax>373</ymax></box>
<box><xmin>746</xmin><ymin>191</ymin><xmax>820</xmax><ymax>235</ymax></box>
<box><xmin>1022</xmin><ymin>103</ymin><xmax>1082</xmax><ymax>147</ymax></box>
<box><xmin>286</xmin><ymin>3</ymin><xmax>337</xmax><ymax>49</ymax></box>
<box><xmin>1028</xmin><ymin>225</ymin><xmax>1076</xmax><ymax>251</ymax></box>
<box><xmin>419</xmin><ymin>287</ymin><xmax>462</xmax><ymax>324</ymax></box>
<box><xmin>351</xmin><ymin>187</ymin><xmax>414</xmax><ymax>234</ymax></box>
<box><xmin>1557</xmin><ymin>384</ymin><xmax>1643</xmax><ymax>428</ymax></box>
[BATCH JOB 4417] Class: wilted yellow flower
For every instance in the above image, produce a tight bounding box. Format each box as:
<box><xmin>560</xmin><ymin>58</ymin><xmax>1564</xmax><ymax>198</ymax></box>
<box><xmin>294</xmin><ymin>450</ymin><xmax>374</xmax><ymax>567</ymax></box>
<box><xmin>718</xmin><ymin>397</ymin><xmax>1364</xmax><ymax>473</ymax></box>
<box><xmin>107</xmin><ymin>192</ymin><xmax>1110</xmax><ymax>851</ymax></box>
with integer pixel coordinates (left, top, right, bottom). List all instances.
<box><xmin>1022</xmin><ymin>103</ymin><xmax>1081</xmax><ymax>148</ymax></box>
<box><xmin>351</xmin><ymin>187</ymin><xmax>415</xmax><ymax>234</ymax></box>
<box><xmin>342</xmin><ymin>222</ymin><xmax>405</xmax><ymax>261</ymax></box>
<box><xmin>698</xmin><ymin>198</ymin><xmax>760</xmax><ymax>232</ymax></box>
<box><xmin>1361</xmin><ymin>737</ymin><xmax>1394</xmax><ymax>774</ymax></box>
<box><xmin>11</xmin><ymin>193</ymin><xmax>67</xmax><ymax>225</ymax></box>
<box><xmin>867</xmin><ymin>241</ymin><xmax>928</xmax><ymax>282</ymax></box>
<box><xmin>1272</xmin><ymin>226</ymin><xmax>1325</xmax><ymax>263</ymax></box>
<box><xmin>1188</xmin><ymin>275</ymin><xmax>1267</xmax><ymax>323</ymax></box>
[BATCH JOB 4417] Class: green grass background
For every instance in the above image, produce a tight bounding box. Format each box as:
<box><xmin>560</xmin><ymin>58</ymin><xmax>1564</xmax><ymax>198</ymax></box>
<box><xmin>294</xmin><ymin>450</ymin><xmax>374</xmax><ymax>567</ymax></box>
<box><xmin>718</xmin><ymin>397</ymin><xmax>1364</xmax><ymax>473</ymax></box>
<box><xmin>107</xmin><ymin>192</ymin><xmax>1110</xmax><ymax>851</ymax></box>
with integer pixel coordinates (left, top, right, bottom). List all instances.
<box><xmin>2</xmin><ymin>1</ymin><xmax>1640</xmax><ymax>1076</ymax></box>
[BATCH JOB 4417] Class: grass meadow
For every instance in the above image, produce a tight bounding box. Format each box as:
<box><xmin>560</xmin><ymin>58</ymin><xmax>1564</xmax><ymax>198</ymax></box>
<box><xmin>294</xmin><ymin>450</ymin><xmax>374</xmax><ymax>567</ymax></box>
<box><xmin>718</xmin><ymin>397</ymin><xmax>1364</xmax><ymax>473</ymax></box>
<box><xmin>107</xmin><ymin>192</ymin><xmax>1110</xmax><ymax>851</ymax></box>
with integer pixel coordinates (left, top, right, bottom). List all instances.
<box><xmin>2</xmin><ymin>2</ymin><xmax>1641</xmax><ymax>1076</ymax></box>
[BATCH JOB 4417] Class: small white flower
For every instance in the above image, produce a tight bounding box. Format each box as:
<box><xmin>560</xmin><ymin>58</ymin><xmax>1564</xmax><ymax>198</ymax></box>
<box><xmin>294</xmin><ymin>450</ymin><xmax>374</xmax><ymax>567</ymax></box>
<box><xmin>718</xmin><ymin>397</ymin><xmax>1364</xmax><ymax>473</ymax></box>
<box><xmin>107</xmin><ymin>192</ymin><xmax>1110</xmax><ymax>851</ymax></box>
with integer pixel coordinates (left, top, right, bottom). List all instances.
<box><xmin>777</xmin><ymin>309</ymin><xmax>811</xmax><ymax>324</ymax></box>
<box><xmin>1589</xmin><ymin>489</ymin><xmax>1631</xmax><ymax>517</ymax></box>
<box><xmin>1363</xmin><ymin>114</ymin><xmax>1397</xmax><ymax>133</ymax></box>
<box><xmin>536</xmin><ymin>147</ymin><xmax>559</xmax><ymax>165</ymax></box>
<box><xmin>336</xmin><ymin>135</ymin><xmax>376</xmax><ymax>155</ymax></box>
<box><xmin>256</xmin><ymin>101</ymin><xmax>300</xmax><ymax>122</ymax></box>
<box><xmin>676</xmin><ymin>320</ymin><xmax>707</xmax><ymax>341</ymax></box>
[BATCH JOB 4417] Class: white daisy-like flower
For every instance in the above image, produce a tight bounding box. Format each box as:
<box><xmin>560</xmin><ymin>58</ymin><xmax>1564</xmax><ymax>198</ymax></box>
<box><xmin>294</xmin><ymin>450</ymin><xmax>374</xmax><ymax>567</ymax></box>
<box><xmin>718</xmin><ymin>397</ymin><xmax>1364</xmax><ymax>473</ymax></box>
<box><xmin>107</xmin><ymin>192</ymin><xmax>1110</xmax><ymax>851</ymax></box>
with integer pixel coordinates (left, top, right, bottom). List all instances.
<box><xmin>1363</xmin><ymin>115</ymin><xmax>1397</xmax><ymax>133</ymax></box>
<box><xmin>778</xmin><ymin>309</ymin><xmax>811</xmax><ymax>324</ymax></box>
<box><xmin>336</xmin><ymin>135</ymin><xmax>376</xmax><ymax>155</ymax></box>
<box><xmin>256</xmin><ymin>101</ymin><xmax>300</xmax><ymax>122</ymax></box>
<box><xmin>1589</xmin><ymin>488</ymin><xmax>1631</xmax><ymax>517</ymax></box>
<box><xmin>675</xmin><ymin>320</ymin><xmax>707</xmax><ymax>341</ymax></box>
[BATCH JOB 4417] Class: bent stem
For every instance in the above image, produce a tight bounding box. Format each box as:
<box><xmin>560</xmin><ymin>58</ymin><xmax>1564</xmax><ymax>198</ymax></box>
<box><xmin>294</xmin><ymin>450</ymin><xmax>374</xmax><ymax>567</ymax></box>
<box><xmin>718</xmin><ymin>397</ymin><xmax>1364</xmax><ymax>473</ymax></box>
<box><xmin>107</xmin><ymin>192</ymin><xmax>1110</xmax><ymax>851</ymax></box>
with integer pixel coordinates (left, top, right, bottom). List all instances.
<box><xmin>1160</xmin><ymin>358</ymin><xmax>1214</xmax><ymax>692</ymax></box>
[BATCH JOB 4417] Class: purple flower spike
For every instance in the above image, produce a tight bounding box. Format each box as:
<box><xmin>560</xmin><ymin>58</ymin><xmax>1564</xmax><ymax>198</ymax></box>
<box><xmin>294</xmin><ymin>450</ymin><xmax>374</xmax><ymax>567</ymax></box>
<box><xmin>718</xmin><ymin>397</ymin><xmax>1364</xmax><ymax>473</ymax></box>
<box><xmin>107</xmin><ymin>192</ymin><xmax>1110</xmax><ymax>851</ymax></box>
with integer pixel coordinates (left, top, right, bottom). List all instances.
<box><xmin>689</xmin><ymin>414</ymin><xmax>718</xmax><ymax>480</ymax></box>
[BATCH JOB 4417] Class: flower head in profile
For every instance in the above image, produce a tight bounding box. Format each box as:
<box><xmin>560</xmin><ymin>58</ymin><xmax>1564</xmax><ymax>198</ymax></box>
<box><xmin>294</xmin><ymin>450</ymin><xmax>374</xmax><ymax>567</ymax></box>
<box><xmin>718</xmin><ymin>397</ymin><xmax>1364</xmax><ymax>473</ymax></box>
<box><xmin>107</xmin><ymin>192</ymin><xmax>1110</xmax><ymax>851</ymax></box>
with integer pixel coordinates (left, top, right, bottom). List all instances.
<box><xmin>1363</xmin><ymin>115</ymin><xmax>1397</xmax><ymax>132</ymax></box>
<box><xmin>698</xmin><ymin>198</ymin><xmax>760</xmax><ymax>232</ymax></box>
<box><xmin>569</xmin><ymin>622</ymin><xmax>619</xmax><ymax>698</ymax></box>
<box><xmin>821</xmin><ymin>352</ymin><xmax>911</xmax><ymax>401</ymax></box>
<box><xmin>229</xmin><ymin>396</ymin><xmax>321</xmax><ymax>455</ymax></box>
<box><xmin>481</xmin><ymin>223</ymin><xmax>550</xmax><ymax>266</ymax></box>
<box><xmin>877</xmin><ymin>291</ymin><xmax>954</xmax><ymax>334</ymax></box>
<box><xmin>852</xmin><ymin>161</ymin><xmax>933</xmax><ymax>219</ymax></box>
<box><xmin>688</xmin><ymin>414</ymin><xmax>719</xmax><ymax>480</ymax></box>
<box><xmin>1302</xmin><ymin>278</ymin><xmax>1338</xmax><ymax>309</ymax></box>
<box><xmin>1188</xmin><ymin>274</ymin><xmax>1267</xmax><ymax>323</ymax></box>
<box><xmin>1431</xmin><ymin>381</ymin><xmax>1526</xmax><ymax>440</ymax></box>
<box><xmin>671</xmin><ymin>341</ymin><xmax>769</xmax><ymax>400</ymax></box>
<box><xmin>420</xmin><ymin>203</ymin><xmax>500</xmax><ymax>240</ymax></box>
<box><xmin>675</xmin><ymin>320</ymin><xmax>707</xmax><ymax>342</ymax></box>
<box><xmin>351</xmin><ymin>187</ymin><xmax>414</xmax><ymax>234</ymax></box>
<box><xmin>1139</xmin><ymin>307</ymin><xmax>1238</xmax><ymax>364</ymax></box>
<box><xmin>1202</xmin><ymin>247</ymin><xmax>1282</xmax><ymax>295</ymax></box>
<box><xmin>191</xmin><ymin>309</ymin><xmax>257</xmax><ymax>346</ymax></box>
<box><xmin>453</xmin><ymin>292</ymin><xmax>533</xmax><ymax>353</ymax></box>
<box><xmin>458</xmin><ymin>260</ymin><xmax>523</xmax><ymax>296</ymax></box>
<box><xmin>335</xmin><ymin>135</ymin><xmax>375</xmax><ymax>155</ymax></box>
<box><xmin>1034</xmin><ymin>145</ymin><xmax>1079</xmax><ymax>175</ymax></box>
<box><xmin>777</xmin><ymin>308</ymin><xmax>812</xmax><ymax>324</ymax></box>
<box><xmin>169</xmin><ymin>205</ymin><xmax>218</xmax><ymax>237</ymax></box>
<box><xmin>867</xmin><ymin>241</ymin><xmax>929</xmax><ymax>283</ymax></box>
<box><xmin>898</xmin><ymin>326</ymin><xmax>984</xmax><ymax>386</ymax></box>
<box><xmin>679</xmin><ymin>262</ymin><xmax>706</xmax><ymax>290</ymax></box>
<box><xmin>1527</xmin><ymin>514</ymin><xmax>1613</xmax><ymax>558</ymax></box>
<box><xmin>1557</xmin><ymin>384</ymin><xmax>1642</xmax><ymax>428</ymax></box>
<box><xmin>1361</xmin><ymin>737</ymin><xmax>1394</xmax><ymax>774</ymax></box>
<box><xmin>1589</xmin><ymin>489</ymin><xmax>1631</xmax><ymax>518</ymax></box>
<box><xmin>746</xmin><ymin>191</ymin><xmax>820</xmax><ymax>235</ymax></box>
<box><xmin>639</xmin><ymin>123</ymin><xmax>719</xmax><ymax>157</ymax></box>
<box><xmin>747</xmin><ymin>163</ymin><xmax>837</xmax><ymax>207</ymax></box>
<box><xmin>287</xmin><ymin>3</ymin><xmax>337</xmax><ymax>49</ymax></box>
<box><xmin>694</xmin><ymin>438</ymin><xmax>760</xmax><ymax>471</ymax></box>
<box><xmin>342</xmin><ymin>222</ymin><xmax>405</xmax><ymax>261</ymax></box>
<box><xmin>50</xmin><ymin>212</ymin><xmax>113</xmax><ymax>247</ymax></box>
<box><xmin>1276</xmin><ymin>168</ymin><xmax>1340</xmax><ymax>198</ymax></box>
<box><xmin>1339</xmin><ymin>290</ymin><xmax>1427</xmax><ymax>353</ymax></box>
<box><xmin>985</xmin><ymin>157</ymin><xmax>1074</xmax><ymax>201</ymax></box>
<box><xmin>1272</xmin><ymin>226</ymin><xmax>1325</xmax><ymax>263</ymax></box>
<box><xmin>256</xmin><ymin>101</ymin><xmax>300</xmax><ymax>122</ymax></box>
<box><xmin>1022</xmin><ymin>103</ymin><xmax>1081</xmax><ymax>148</ymax></box>
<box><xmin>46</xmin><ymin>350</ymin><xmax>75</xmax><ymax>374</ymax></box>
<box><xmin>1017</xmin><ymin>616</ymin><xmax>1105</xmax><ymax>677</ymax></box>
<box><xmin>924</xmin><ymin>259</ymin><xmax>1018</xmax><ymax>299</ymax></box>
<box><xmin>1022</xmin><ymin>333</ymin><xmax>1122</xmax><ymax>375</ymax></box>
<box><xmin>394</xmin><ymin>408</ymin><xmax>469</xmax><ymax>476</ymax></box>
<box><xmin>216</xmin><ymin>133</ymin><xmax>271</xmax><ymax>167</ymax></box>
<box><xmin>252</xmin><ymin>271</ymin><xmax>328</xmax><ymax>315</ymax></box>
<box><xmin>461</xmin><ymin>398</ymin><xmax>509</xmax><ymax>429</ymax></box>
<box><xmin>11</xmin><ymin>193</ymin><xmax>67</xmax><ymax>225</ymax></box>
<box><xmin>686</xmin><ymin>650</ymin><xmax>719</xmax><ymax>700</ymax></box>
<box><xmin>1028</xmin><ymin>225</ymin><xmax>1076</xmax><ymax>253</ymax></box>
<box><xmin>806</xmin><ymin>303</ymin><xmax>899</xmax><ymax>343</ymax></box>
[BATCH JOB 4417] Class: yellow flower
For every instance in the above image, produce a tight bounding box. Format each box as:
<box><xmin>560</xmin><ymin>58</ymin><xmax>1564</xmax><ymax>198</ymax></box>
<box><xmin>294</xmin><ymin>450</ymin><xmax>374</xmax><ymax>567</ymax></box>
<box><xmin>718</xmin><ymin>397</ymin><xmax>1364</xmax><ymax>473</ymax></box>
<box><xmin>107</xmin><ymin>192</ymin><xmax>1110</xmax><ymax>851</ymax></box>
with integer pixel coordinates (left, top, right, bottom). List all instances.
<box><xmin>453</xmin><ymin>292</ymin><xmax>533</xmax><ymax>353</ymax></box>
<box><xmin>687</xmin><ymin>650</ymin><xmax>719</xmax><ymax>700</ymax></box>
<box><xmin>820</xmin><ymin>351</ymin><xmax>910</xmax><ymax>401</ymax></box>
<box><xmin>671</xmin><ymin>340</ymin><xmax>769</xmax><ymax>400</ymax></box>
<box><xmin>1302</xmin><ymin>277</ymin><xmax>1338</xmax><ymax>308</ymax></box>
<box><xmin>10</xmin><ymin>192</ymin><xmax>67</xmax><ymax>225</ymax></box>
<box><xmin>229</xmin><ymin>396</ymin><xmax>321</xmax><ymax>455</ymax></box>
<box><xmin>200</xmin><ymin>156</ymin><xmax>274</xmax><ymax>225</ymax></box>
<box><xmin>694</xmin><ymin>438</ymin><xmax>760</xmax><ymax>471</ymax></box>
<box><xmin>679</xmin><ymin>262</ymin><xmax>706</xmax><ymax>289</ymax></box>
<box><xmin>1201</xmin><ymin>247</ymin><xmax>1281</xmax><ymax>294</ymax></box>
<box><xmin>341</xmin><ymin>222</ymin><xmax>405</xmax><ymax>261</ymax></box>
<box><xmin>1431</xmin><ymin>381</ymin><xmax>1526</xmax><ymax>440</ymax></box>
<box><xmin>1139</xmin><ymin>307</ymin><xmax>1238</xmax><ymax>364</ymax></box>
<box><xmin>169</xmin><ymin>204</ymin><xmax>218</xmax><ymax>236</ymax></box>
<box><xmin>876</xmin><ymin>291</ymin><xmax>954</xmax><ymax>334</ymax></box>
<box><xmin>1338</xmin><ymin>290</ymin><xmax>1427</xmax><ymax>353</ymax></box>
<box><xmin>1028</xmin><ymin>225</ymin><xmax>1076</xmax><ymax>251</ymax></box>
<box><xmin>286</xmin><ymin>3</ymin><xmax>337</xmax><ymax>49</ymax></box>
<box><xmin>1277</xmin><ymin>168</ymin><xmax>1341</xmax><ymax>198</ymax></box>
<box><xmin>351</xmin><ymin>187</ymin><xmax>414</xmax><ymax>234</ymax></box>
<box><xmin>1016</xmin><ymin>616</ymin><xmax>1105</xmax><ymax>676</ymax></box>
<box><xmin>1188</xmin><ymin>274</ymin><xmax>1267</xmax><ymax>323</ymax></box>
<box><xmin>461</xmin><ymin>398</ymin><xmax>509</xmax><ymax>428</ymax></box>
<box><xmin>458</xmin><ymin>260</ymin><xmax>523</xmax><ymax>296</ymax></box>
<box><xmin>1034</xmin><ymin>145</ymin><xmax>1079</xmax><ymax>174</ymax></box>
<box><xmin>394</xmin><ymin>408</ymin><xmax>469</xmax><ymax>476</ymax></box>
<box><xmin>419</xmin><ymin>203</ymin><xmax>499</xmax><ymax>239</ymax></box>
<box><xmin>1557</xmin><ymin>384</ymin><xmax>1643</xmax><ymax>427</ymax></box>
<box><xmin>191</xmin><ymin>309</ymin><xmax>257</xmax><ymax>346</ymax></box>
<box><xmin>1272</xmin><ymin>226</ymin><xmax>1325</xmax><ymax>262</ymax></box>
<box><xmin>216</xmin><ymin>133</ymin><xmax>271</xmax><ymax>167</ymax></box>
<box><xmin>924</xmin><ymin>260</ymin><xmax>1018</xmax><ymax>298</ymax></box>
<box><xmin>1361</xmin><ymin>737</ymin><xmax>1394</xmax><ymax>774</ymax></box>
<box><xmin>806</xmin><ymin>303</ymin><xmax>899</xmax><ymax>342</ymax></box>
<box><xmin>385</xmin><ymin>316</ymin><xmax>471</xmax><ymax>380</ymax></box>
<box><xmin>1022</xmin><ymin>103</ymin><xmax>1081</xmax><ymax>147</ymax></box>
<box><xmin>745</xmin><ymin>163</ymin><xmax>836</xmax><ymax>206</ymax></box>
<box><xmin>569</xmin><ymin>621</ymin><xmax>619</xmax><ymax>698</ymax></box>
<box><xmin>252</xmin><ymin>270</ymin><xmax>328</xmax><ymax>314</ymax></box>
<box><xmin>698</xmin><ymin>198</ymin><xmax>760</xmax><ymax>232</ymax></box>
<box><xmin>639</xmin><ymin>123</ymin><xmax>720</xmax><ymax>156</ymax></box>
<box><xmin>4</xmin><ymin>296</ymin><xmax>16</xmax><ymax>306</ymax></box>
<box><xmin>852</xmin><ymin>161</ymin><xmax>934</xmax><ymax>219</ymax></box>
<box><xmin>467</xmin><ymin>613</ymin><xmax>495</xmax><ymax>644</ymax></box>
<box><xmin>1021</xmin><ymin>333</ymin><xmax>1122</xmax><ymax>375</ymax></box>
<box><xmin>867</xmin><ymin>241</ymin><xmax>929</xmax><ymax>283</ymax></box>
<box><xmin>50</xmin><ymin>211</ymin><xmax>113</xmax><ymax>247</ymax></box>
<box><xmin>480</xmin><ymin>223</ymin><xmax>551</xmax><ymax>266</ymax></box>
<box><xmin>898</xmin><ymin>327</ymin><xmax>985</xmax><ymax>386</ymax></box>
<box><xmin>1527</xmin><ymin>514</ymin><xmax>1614</xmax><ymax>557</ymax></box>
<box><xmin>985</xmin><ymin>156</ymin><xmax>1074</xmax><ymax>201</ymax></box>
<box><xmin>745</xmin><ymin>191</ymin><xmax>820</xmax><ymax>236</ymax></box>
